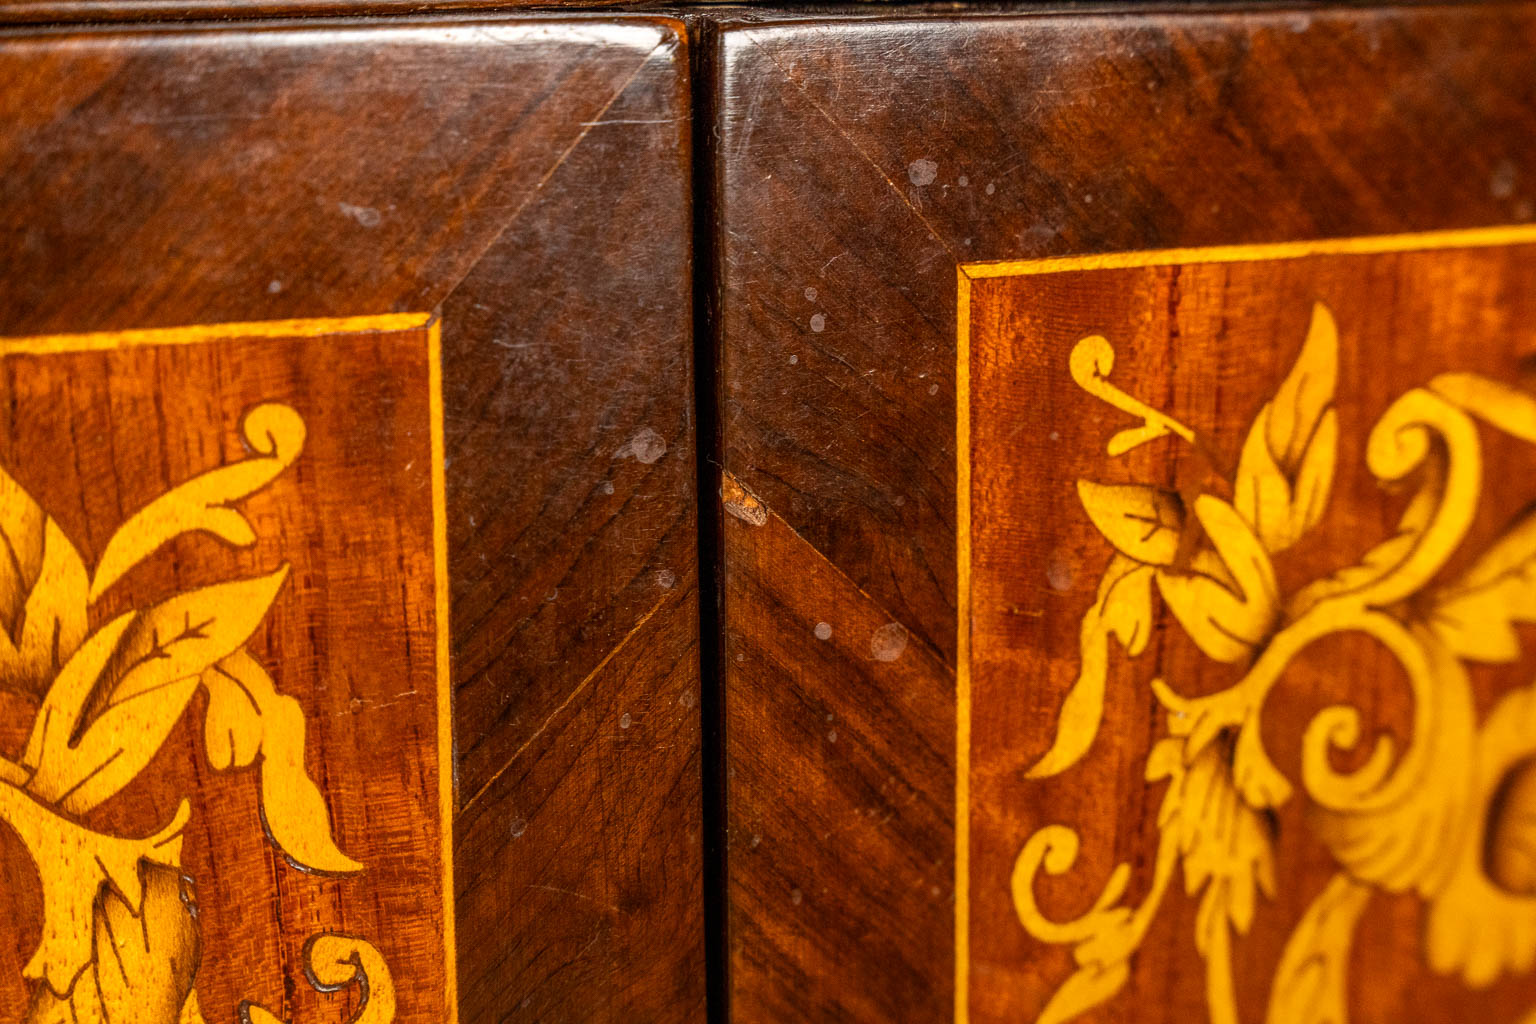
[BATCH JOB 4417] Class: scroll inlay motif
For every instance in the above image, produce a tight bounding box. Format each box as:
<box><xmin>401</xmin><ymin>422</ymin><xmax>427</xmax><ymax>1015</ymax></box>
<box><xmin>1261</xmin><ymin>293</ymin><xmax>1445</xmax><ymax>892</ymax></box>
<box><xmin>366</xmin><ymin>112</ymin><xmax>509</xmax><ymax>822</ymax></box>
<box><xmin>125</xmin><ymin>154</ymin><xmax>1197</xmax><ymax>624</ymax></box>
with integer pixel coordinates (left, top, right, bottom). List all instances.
<box><xmin>958</xmin><ymin>229</ymin><xmax>1536</xmax><ymax>1024</ymax></box>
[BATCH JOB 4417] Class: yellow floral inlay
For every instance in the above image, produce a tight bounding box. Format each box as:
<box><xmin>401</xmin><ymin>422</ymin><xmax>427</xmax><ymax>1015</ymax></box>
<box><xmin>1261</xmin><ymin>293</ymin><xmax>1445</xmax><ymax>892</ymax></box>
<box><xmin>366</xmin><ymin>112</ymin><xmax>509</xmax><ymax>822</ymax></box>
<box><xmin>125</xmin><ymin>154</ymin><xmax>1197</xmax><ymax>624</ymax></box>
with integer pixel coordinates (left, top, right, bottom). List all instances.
<box><xmin>1019</xmin><ymin>303</ymin><xmax>1536</xmax><ymax>1024</ymax></box>
<box><xmin>0</xmin><ymin>403</ymin><xmax>394</xmax><ymax>1024</ymax></box>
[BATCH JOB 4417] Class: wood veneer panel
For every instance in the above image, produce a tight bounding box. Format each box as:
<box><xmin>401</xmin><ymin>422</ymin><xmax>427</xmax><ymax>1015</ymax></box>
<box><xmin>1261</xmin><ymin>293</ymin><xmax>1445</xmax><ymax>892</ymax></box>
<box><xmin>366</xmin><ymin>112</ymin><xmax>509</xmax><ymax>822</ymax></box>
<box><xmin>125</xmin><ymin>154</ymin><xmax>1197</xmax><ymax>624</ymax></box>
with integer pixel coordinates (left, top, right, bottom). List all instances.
<box><xmin>710</xmin><ymin>6</ymin><xmax>1536</xmax><ymax>1023</ymax></box>
<box><xmin>0</xmin><ymin>18</ymin><xmax>701</xmax><ymax>1024</ymax></box>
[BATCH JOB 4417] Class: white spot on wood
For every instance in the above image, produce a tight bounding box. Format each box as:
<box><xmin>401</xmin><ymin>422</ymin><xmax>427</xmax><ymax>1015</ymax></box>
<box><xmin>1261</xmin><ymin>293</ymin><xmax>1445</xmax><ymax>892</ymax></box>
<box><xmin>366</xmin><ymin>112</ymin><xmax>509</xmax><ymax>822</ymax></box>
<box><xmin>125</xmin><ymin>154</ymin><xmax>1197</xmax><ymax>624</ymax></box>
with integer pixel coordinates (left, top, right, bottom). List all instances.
<box><xmin>810</xmin><ymin>313</ymin><xmax>826</xmax><ymax>333</ymax></box>
<box><xmin>338</xmin><ymin>201</ymin><xmax>382</xmax><ymax>228</ymax></box>
<box><xmin>617</xmin><ymin>426</ymin><xmax>667</xmax><ymax>464</ymax></box>
<box><xmin>1491</xmin><ymin>159</ymin><xmax>1519</xmax><ymax>200</ymax></box>
<box><xmin>656</xmin><ymin>568</ymin><xmax>677</xmax><ymax>589</ymax></box>
<box><xmin>267</xmin><ymin>280</ymin><xmax>283</xmax><ymax>294</ymax></box>
<box><xmin>509</xmin><ymin>818</ymin><xmax>527</xmax><ymax>838</ymax></box>
<box><xmin>907</xmin><ymin>159</ymin><xmax>938</xmax><ymax>186</ymax></box>
<box><xmin>870</xmin><ymin>622</ymin><xmax>908</xmax><ymax>662</ymax></box>
<box><xmin>814</xmin><ymin>622</ymin><xmax>833</xmax><ymax>641</ymax></box>
<box><xmin>619</xmin><ymin>712</ymin><xmax>632</xmax><ymax>730</ymax></box>
<box><xmin>804</xmin><ymin>286</ymin><xmax>818</xmax><ymax>301</ymax></box>
<box><xmin>789</xmin><ymin>354</ymin><xmax>799</xmax><ymax>365</ymax></box>
<box><xmin>1046</xmin><ymin>551</ymin><xmax>1076</xmax><ymax>592</ymax></box>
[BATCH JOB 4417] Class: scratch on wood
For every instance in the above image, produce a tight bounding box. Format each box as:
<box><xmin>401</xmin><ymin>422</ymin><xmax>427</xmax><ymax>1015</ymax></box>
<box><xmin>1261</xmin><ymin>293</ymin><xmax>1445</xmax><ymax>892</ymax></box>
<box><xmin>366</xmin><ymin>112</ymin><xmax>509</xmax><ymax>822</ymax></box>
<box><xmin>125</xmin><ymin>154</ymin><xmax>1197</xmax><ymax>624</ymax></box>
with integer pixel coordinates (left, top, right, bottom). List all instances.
<box><xmin>526</xmin><ymin>884</ymin><xmax>622</xmax><ymax>915</ymax></box>
<box><xmin>458</xmin><ymin>592</ymin><xmax>671</xmax><ymax>814</ymax></box>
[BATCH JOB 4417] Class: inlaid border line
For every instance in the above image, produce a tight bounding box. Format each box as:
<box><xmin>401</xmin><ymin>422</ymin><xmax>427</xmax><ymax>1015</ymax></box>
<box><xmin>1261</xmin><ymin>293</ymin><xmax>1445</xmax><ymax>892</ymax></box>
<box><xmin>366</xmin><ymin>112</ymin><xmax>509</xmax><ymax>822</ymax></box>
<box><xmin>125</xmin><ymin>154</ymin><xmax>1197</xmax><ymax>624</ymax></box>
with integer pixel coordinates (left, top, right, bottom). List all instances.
<box><xmin>0</xmin><ymin>312</ymin><xmax>433</xmax><ymax>353</ymax></box>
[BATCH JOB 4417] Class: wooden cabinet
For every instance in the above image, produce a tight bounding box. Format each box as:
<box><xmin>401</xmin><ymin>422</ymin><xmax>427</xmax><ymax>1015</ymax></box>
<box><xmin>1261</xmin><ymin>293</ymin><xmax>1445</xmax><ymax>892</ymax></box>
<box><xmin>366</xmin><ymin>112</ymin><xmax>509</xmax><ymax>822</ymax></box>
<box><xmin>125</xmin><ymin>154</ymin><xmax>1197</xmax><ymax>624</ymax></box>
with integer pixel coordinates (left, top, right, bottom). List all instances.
<box><xmin>7</xmin><ymin>4</ymin><xmax>1536</xmax><ymax>1023</ymax></box>
<box><xmin>706</xmin><ymin>7</ymin><xmax>1536</xmax><ymax>1024</ymax></box>
<box><xmin>0</xmin><ymin>17</ymin><xmax>701</xmax><ymax>1024</ymax></box>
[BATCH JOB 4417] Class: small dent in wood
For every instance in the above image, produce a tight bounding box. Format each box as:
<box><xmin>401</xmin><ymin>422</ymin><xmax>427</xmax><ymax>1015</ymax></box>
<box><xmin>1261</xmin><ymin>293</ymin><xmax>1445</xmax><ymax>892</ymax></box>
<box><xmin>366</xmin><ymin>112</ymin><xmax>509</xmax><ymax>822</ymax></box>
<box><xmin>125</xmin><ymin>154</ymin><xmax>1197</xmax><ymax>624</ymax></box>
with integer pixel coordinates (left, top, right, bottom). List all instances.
<box><xmin>721</xmin><ymin>476</ymin><xmax>768</xmax><ymax>527</ymax></box>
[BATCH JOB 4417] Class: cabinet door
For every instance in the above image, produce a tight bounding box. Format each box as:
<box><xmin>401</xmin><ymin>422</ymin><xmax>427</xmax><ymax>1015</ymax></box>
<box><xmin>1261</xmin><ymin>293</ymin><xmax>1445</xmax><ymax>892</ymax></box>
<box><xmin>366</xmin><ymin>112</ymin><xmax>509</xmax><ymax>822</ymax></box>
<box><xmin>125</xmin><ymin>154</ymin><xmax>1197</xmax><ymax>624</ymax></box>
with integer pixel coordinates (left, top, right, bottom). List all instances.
<box><xmin>0</xmin><ymin>19</ymin><xmax>701</xmax><ymax>1024</ymax></box>
<box><xmin>708</xmin><ymin>7</ymin><xmax>1536</xmax><ymax>1023</ymax></box>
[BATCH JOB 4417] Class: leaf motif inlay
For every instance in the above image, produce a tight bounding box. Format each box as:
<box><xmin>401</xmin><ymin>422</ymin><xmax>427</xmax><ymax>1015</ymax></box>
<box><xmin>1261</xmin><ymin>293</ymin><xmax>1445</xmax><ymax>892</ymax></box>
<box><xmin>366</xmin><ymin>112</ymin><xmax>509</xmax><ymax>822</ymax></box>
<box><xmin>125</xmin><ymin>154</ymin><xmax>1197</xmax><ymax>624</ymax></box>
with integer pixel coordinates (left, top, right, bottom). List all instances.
<box><xmin>1019</xmin><ymin>302</ymin><xmax>1536</xmax><ymax>1024</ymax></box>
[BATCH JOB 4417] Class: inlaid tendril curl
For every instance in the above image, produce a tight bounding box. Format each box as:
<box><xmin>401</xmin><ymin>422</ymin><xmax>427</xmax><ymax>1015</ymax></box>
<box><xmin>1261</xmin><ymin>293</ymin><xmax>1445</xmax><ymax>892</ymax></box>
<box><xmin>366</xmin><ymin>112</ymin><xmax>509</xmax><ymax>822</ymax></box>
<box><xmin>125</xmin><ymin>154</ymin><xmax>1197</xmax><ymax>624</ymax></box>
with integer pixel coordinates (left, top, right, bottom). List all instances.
<box><xmin>1019</xmin><ymin>303</ymin><xmax>1536</xmax><ymax>1024</ymax></box>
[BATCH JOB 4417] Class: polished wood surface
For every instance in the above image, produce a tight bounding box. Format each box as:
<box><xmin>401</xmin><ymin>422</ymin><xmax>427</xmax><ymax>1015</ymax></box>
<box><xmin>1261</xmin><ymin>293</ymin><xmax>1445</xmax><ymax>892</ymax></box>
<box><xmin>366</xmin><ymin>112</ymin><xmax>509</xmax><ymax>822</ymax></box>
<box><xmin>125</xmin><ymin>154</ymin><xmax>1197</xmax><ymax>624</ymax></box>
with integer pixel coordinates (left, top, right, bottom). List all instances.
<box><xmin>0</xmin><ymin>18</ymin><xmax>701</xmax><ymax>1023</ymax></box>
<box><xmin>9</xmin><ymin>4</ymin><xmax>1536</xmax><ymax>1022</ymax></box>
<box><xmin>707</xmin><ymin>6</ymin><xmax>1536</xmax><ymax>1022</ymax></box>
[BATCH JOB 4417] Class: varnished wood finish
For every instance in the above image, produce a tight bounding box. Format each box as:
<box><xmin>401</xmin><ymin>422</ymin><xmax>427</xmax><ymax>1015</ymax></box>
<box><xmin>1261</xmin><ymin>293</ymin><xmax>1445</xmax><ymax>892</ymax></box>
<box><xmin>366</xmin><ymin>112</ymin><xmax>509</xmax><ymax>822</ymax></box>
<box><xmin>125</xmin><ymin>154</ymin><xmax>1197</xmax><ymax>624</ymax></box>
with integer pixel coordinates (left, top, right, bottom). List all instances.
<box><xmin>0</xmin><ymin>18</ymin><xmax>702</xmax><ymax>1023</ymax></box>
<box><xmin>709</xmin><ymin>6</ymin><xmax>1536</xmax><ymax>1022</ymax></box>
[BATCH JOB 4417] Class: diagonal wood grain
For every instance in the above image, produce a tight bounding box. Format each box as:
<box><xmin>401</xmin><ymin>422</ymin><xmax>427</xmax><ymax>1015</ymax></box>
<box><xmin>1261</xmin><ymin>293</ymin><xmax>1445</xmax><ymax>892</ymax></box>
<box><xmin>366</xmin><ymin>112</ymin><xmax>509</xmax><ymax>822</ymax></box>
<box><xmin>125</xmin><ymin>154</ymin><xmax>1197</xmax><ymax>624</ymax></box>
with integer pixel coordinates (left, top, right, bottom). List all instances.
<box><xmin>0</xmin><ymin>18</ymin><xmax>701</xmax><ymax>1024</ymax></box>
<box><xmin>723</xmin><ymin>479</ymin><xmax>954</xmax><ymax>1023</ymax></box>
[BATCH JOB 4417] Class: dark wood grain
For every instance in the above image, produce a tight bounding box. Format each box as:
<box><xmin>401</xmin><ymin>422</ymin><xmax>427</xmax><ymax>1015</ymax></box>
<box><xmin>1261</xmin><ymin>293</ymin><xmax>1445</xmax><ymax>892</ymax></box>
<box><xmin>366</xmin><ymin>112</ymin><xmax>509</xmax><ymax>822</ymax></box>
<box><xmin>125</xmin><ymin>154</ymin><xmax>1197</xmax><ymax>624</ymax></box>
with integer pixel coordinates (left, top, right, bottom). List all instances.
<box><xmin>0</xmin><ymin>17</ymin><xmax>702</xmax><ymax>1024</ymax></box>
<box><xmin>708</xmin><ymin>6</ymin><xmax>1536</xmax><ymax>1022</ymax></box>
